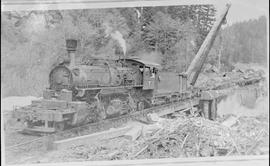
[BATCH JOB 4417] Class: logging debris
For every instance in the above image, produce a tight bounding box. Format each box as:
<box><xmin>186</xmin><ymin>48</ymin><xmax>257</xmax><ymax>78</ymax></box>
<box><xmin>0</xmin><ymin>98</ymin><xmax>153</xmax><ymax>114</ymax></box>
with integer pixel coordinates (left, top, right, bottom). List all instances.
<box><xmin>45</xmin><ymin>113</ymin><xmax>268</xmax><ymax>162</ymax></box>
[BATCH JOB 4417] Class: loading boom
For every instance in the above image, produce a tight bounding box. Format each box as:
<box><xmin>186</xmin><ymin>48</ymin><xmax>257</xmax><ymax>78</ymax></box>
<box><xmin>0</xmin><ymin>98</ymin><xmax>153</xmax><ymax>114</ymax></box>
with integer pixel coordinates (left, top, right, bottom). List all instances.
<box><xmin>186</xmin><ymin>4</ymin><xmax>231</xmax><ymax>86</ymax></box>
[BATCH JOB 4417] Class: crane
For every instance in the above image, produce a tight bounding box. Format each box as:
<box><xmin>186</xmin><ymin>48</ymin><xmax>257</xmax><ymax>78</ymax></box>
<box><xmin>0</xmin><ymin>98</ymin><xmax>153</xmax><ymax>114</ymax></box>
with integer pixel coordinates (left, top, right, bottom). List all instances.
<box><xmin>185</xmin><ymin>3</ymin><xmax>231</xmax><ymax>86</ymax></box>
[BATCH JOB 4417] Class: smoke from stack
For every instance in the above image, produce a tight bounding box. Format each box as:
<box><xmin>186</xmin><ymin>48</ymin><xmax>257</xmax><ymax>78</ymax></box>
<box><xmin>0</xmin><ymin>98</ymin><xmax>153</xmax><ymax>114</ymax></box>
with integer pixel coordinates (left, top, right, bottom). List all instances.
<box><xmin>111</xmin><ymin>31</ymin><xmax>127</xmax><ymax>55</ymax></box>
<box><xmin>104</xmin><ymin>23</ymin><xmax>126</xmax><ymax>56</ymax></box>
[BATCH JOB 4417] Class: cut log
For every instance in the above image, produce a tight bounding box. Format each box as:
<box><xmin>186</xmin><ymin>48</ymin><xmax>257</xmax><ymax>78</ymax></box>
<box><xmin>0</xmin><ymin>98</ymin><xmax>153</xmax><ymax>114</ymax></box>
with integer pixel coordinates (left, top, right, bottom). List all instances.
<box><xmin>147</xmin><ymin>113</ymin><xmax>164</xmax><ymax>122</ymax></box>
<box><xmin>132</xmin><ymin>145</ymin><xmax>149</xmax><ymax>158</ymax></box>
<box><xmin>222</xmin><ymin>116</ymin><xmax>238</xmax><ymax>127</ymax></box>
<box><xmin>142</xmin><ymin>124</ymin><xmax>162</xmax><ymax>138</ymax></box>
<box><xmin>123</xmin><ymin>125</ymin><xmax>143</xmax><ymax>141</ymax></box>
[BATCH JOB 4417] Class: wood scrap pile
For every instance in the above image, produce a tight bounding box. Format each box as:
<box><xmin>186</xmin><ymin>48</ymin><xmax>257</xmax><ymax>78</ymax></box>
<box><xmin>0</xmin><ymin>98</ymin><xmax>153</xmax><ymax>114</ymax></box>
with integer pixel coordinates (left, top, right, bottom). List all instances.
<box><xmin>134</xmin><ymin>114</ymin><xmax>269</xmax><ymax>159</ymax></box>
<box><xmin>45</xmin><ymin>113</ymin><xmax>268</xmax><ymax>162</ymax></box>
<box><xmin>135</xmin><ymin>115</ymin><xmax>234</xmax><ymax>158</ymax></box>
<box><xmin>225</xmin><ymin>115</ymin><xmax>269</xmax><ymax>155</ymax></box>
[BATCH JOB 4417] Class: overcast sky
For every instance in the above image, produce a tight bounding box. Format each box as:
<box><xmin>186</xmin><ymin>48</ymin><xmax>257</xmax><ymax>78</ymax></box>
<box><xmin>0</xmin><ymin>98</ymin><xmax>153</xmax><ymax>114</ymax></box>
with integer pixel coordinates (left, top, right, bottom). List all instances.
<box><xmin>214</xmin><ymin>0</ymin><xmax>268</xmax><ymax>25</ymax></box>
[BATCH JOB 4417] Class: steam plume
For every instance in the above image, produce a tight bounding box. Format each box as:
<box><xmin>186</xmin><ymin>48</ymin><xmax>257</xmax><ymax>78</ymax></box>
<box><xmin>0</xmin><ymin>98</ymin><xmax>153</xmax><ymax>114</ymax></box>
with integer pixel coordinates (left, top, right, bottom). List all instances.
<box><xmin>104</xmin><ymin>23</ymin><xmax>126</xmax><ymax>55</ymax></box>
<box><xmin>111</xmin><ymin>31</ymin><xmax>127</xmax><ymax>55</ymax></box>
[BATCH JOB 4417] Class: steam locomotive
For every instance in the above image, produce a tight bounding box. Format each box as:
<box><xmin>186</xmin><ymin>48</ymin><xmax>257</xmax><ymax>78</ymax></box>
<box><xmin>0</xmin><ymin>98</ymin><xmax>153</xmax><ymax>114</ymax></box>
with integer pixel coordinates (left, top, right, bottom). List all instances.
<box><xmin>50</xmin><ymin>39</ymin><xmax>167</xmax><ymax>111</ymax></box>
<box><xmin>13</xmin><ymin>39</ymin><xmax>192</xmax><ymax>132</ymax></box>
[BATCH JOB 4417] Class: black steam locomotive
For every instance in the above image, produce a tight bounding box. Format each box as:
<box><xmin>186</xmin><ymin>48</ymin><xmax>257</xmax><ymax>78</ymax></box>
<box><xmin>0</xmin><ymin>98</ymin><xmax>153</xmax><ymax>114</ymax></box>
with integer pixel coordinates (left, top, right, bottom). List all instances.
<box><xmin>13</xmin><ymin>39</ymin><xmax>192</xmax><ymax>132</ymax></box>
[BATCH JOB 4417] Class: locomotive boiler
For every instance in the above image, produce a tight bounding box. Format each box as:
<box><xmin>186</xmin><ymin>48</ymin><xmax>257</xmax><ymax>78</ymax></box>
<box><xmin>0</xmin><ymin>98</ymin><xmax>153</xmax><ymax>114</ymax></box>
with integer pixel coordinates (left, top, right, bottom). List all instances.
<box><xmin>49</xmin><ymin>39</ymin><xmax>144</xmax><ymax>91</ymax></box>
<box><xmin>48</xmin><ymin>39</ymin><xmax>162</xmax><ymax>111</ymax></box>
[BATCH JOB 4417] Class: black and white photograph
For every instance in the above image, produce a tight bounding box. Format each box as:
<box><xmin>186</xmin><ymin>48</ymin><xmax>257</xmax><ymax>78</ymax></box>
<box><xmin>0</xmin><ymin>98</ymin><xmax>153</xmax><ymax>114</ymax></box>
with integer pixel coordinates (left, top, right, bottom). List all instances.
<box><xmin>1</xmin><ymin>0</ymin><xmax>269</xmax><ymax>165</ymax></box>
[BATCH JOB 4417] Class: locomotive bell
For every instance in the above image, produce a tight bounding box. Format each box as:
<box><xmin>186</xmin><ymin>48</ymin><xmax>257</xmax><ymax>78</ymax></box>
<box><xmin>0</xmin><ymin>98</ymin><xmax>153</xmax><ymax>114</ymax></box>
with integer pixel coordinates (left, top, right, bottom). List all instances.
<box><xmin>66</xmin><ymin>39</ymin><xmax>77</xmax><ymax>67</ymax></box>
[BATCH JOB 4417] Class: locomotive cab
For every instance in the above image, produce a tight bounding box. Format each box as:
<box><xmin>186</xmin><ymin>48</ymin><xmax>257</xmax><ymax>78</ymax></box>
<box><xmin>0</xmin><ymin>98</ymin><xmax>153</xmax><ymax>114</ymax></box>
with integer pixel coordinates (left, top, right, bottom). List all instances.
<box><xmin>117</xmin><ymin>58</ymin><xmax>161</xmax><ymax>92</ymax></box>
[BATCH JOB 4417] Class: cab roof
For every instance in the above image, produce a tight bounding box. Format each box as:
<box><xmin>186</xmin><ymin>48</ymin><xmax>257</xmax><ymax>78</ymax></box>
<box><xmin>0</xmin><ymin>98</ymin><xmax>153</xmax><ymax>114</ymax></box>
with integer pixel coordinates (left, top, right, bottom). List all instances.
<box><xmin>119</xmin><ymin>58</ymin><xmax>161</xmax><ymax>69</ymax></box>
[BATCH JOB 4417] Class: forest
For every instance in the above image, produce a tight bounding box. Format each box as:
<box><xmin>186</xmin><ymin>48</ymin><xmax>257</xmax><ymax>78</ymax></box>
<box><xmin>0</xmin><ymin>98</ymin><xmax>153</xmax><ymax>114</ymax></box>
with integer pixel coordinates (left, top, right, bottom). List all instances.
<box><xmin>1</xmin><ymin>5</ymin><xmax>267</xmax><ymax>97</ymax></box>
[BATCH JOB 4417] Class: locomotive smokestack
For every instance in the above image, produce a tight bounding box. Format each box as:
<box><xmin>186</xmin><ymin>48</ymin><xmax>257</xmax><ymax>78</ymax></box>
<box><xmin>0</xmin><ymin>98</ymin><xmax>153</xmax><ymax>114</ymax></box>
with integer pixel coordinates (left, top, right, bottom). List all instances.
<box><xmin>66</xmin><ymin>39</ymin><xmax>77</xmax><ymax>67</ymax></box>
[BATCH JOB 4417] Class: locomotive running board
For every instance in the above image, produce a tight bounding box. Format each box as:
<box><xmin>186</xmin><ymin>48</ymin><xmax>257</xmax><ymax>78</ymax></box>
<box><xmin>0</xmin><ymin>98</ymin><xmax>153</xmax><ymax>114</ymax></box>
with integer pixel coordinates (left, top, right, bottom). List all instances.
<box><xmin>77</xmin><ymin>85</ymin><xmax>143</xmax><ymax>90</ymax></box>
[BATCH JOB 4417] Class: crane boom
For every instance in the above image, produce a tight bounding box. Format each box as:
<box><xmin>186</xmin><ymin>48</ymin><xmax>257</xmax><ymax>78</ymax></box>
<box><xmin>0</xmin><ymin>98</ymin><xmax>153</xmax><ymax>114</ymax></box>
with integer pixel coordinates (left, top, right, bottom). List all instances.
<box><xmin>186</xmin><ymin>3</ymin><xmax>231</xmax><ymax>86</ymax></box>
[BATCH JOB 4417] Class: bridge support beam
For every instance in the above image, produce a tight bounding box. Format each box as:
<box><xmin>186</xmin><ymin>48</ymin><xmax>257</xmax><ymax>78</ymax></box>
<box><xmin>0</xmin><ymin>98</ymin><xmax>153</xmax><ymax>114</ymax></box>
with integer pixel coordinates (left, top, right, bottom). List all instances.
<box><xmin>199</xmin><ymin>91</ymin><xmax>220</xmax><ymax>121</ymax></box>
<box><xmin>199</xmin><ymin>99</ymin><xmax>217</xmax><ymax>121</ymax></box>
